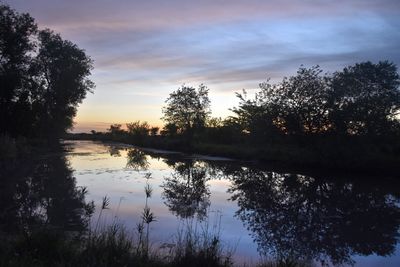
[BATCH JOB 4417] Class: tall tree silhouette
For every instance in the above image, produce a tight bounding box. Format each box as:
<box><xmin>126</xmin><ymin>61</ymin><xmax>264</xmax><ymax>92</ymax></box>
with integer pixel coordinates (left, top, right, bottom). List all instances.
<box><xmin>0</xmin><ymin>4</ymin><xmax>94</xmax><ymax>139</ymax></box>
<box><xmin>329</xmin><ymin>61</ymin><xmax>400</xmax><ymax>135</ymax></box>
<box><xmin>162</xmin><ymin>84</ymin><xmax>211</xmax><ymax>143</ymax></box>
<box><xmin>0</xmin><ymin>4</ymin><xmax>37</xmax><ymax>136</ymax></box>
<box><xmin>30</xmin><ymin>29</ymin><xmax>94</xmax><ymax>138</ymax></box>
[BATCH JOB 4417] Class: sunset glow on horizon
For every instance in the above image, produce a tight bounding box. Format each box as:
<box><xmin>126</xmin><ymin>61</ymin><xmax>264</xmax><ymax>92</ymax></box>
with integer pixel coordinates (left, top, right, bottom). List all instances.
<box><xmin>10</xmin><ymin>0</ymin><xmax>400</xmax><ymax>132</ymax></box>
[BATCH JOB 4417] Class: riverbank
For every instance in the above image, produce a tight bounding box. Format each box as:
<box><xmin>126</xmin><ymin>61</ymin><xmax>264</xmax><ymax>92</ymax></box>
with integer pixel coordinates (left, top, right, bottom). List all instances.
<box><xmin>1</xmin><ymin>221</ymin><xmax>312</xmax><ymax>267</ymax></box>
<box><xmin>64</xmin><ymin>133</ymin><xmax>400</xmax><ymax>175</ymax></box>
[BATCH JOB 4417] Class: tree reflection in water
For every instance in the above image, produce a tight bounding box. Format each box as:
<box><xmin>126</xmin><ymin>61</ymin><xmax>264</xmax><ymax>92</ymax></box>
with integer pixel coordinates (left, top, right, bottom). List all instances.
<box><xmin>229</xmin><ymin>169</ymin><xmax>400</xmax><ymax>265</ymax></box>
<box><xmin>0</xmin><ymin>152</ymin><xmax>94</xmax><ymax>236</ymax></box>
<box><xmin>126</xmin><ymin>148</ymin><xmax>150</xmax><ymax>171</ymax></box>
<box><xmin>108</xmin><ymin>145</ymin><xmax>122</xmax><ymax>157</ymax></box>
<box><xmin>162</xmin><ymin>160</ymin><xmax>210</xmax><ymax>220</ymax></box>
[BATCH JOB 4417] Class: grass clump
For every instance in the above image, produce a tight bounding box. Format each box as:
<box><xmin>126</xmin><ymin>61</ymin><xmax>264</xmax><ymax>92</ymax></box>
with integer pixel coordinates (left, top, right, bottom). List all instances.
<box><xmin>168</xmin><ymin>219</ymin><xmax>233</xmax><ymax>267</ymax></box>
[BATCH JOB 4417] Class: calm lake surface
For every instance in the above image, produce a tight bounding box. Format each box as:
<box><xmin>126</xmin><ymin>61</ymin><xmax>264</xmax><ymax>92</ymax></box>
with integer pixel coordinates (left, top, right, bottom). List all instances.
<box><xmin>4</xmin><ymin>140</ymin><xmax>399</xmax><ymax>266</ymax></box>
<box><xmin>63</xmin><ymin>140</ymin><xmax>400</xmax><ymax>266</ymax></box>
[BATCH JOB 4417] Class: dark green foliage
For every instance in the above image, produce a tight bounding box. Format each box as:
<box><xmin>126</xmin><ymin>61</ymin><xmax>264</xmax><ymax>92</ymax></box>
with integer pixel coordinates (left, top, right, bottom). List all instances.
<box><xmin>0</xmin><ymin>4</ymin><xmax>94</xmax><ymax>139</ymax></box>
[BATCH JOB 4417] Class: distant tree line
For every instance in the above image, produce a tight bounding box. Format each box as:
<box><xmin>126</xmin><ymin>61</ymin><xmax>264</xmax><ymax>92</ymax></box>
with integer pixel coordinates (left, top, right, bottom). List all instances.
<box><xmin>0</xmin><ymin>4</ymin><xmax>94</xmax><ymax>139</ymax></box>
<box><xmin>158</xmin><ymin>62</ymin><xmax>400</xmax><ymax>146</ymax></box>
<box><xmin>98</xmin><ymin>61</ymin><xmax>400</xmax><ymax>151</ymax></box>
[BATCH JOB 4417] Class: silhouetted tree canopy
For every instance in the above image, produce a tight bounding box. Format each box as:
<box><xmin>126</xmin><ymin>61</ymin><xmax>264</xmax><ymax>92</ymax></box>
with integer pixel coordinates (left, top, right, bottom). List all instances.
<box><xmin>160</xmin><ymin>122</ymin><xmax>178</xmax><ymax>137</ymax></box>
<box><xmin>107</xmin><ymin>124</ymin><xmax>124</xmax><ymax>136</ymax></box>
<box><xmin>232</xmin><ymin>62</ymin><xmax>400</xmax><ymax>139</ymax></box>
<box><xmin>0</xmin><ymin>4</ymin><xmax>37</xmax><ymax>136</ymax></box>
<box><xmin>329</xmin><ymin>61</ymin><xmax>400</xmax><ymax>135</ymax></box>
<box><xmin>0</xmin><ymin>4</ymin><xmax>94</xmax><ymax>139</ymax></box>
<box><xmin>126</xmin><ymin>121</ymin><xmax>150</xmax><ymax>143</ymax></box>
<box><xmin>162</xmin><ymin>84</ymin><xmax>211</xmax><ymax>140</ymax></box>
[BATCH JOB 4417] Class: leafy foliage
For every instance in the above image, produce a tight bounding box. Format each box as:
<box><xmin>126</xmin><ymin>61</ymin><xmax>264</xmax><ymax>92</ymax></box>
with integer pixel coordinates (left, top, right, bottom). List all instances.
<box><xmin>0</xmin><ymin>4</ymin><xmax>94</xmax><ymax>139</ymax></box>
<box><xmin>162</xmin><ymin>84</ymin><xmax>211</xmax><ymax>137</ymax></box>
<box><xmin>233</xmin><ymin>62</ymin><xmax>400</xmax><ymax>139</ymax></box>
<box><xmin>329</xmin><ymin>61</ymin><xmax>400</xmax><ymax>135</ymax></box>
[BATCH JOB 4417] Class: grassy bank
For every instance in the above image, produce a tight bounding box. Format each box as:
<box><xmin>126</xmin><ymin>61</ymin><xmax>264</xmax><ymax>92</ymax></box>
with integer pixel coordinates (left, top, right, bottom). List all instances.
<box><xmin>0</xmin><ymin>224</ymin><xmax>231</xmax><ymax>267</ymax></box>
<box><xmin>0</xmin><ymin>223</ymin><xmax>311</xmax><ymax>267</ymax></box>
<box><xmin>65</xmin><ymin>132</ymin><xmax>400</xmax><ymax>174</ymax></box>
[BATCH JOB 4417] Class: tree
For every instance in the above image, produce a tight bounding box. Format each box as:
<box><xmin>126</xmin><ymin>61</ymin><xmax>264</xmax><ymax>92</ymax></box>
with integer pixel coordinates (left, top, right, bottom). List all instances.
<box><xmin>126</xmin><ymin>120</ymin><xmax>150</xmax><ymax>143</ymax></box>
<box><xmin>160</xmin><ymin>123</ymin><xmax>178</xmax><ymax>137</ymax></box>
<box><xmin>107</xmin><ymin>124</ymin><xmax>124</xmax><ymax>136</ymax></box>
<box><xmin>232</xmin><ymin>66</ymin><xmax>331</xmax><ymax>141</ymax></box>
<box><xmin>329</xmin><ymin>61</ymin><xmax>400</xmax><ymax>135</ymax></box>
<box><xmin>269</xmin><ymin>66</ymin><xmax>331</xmax><ymax>135</ymax></box>
<box><xmin>232</xmin><ymin>89</ymin><xmax>280</xmax><ymax>142</ymax></box>
<box><xmin>162</xmin><ymin>84</ymin><xmax>211</xmax><ymax>140</ymax></box>
<box><xmin>30</xmin><ymin>29</ymin><xmax>94</xmax><ymax>137</ymax></box>
<box><xmin>0</xmin><ymin>4</ymin><xmax>37</xmax><ymax>136</ymax></box>
<box><xmin>126</xmin><ymin>121</ymin><xmax>150</xmax><ymax>137</ymax></box>
<box><xmin>0</xmin><ymin>4</ymin><xmax>94</xmax><ymax>139</ymax></box>
<box><xmin>232</xmin><ymin>62</ymin><xmax>400</xmax><ymax>139</ymax></box>
<box><xmin>150</xmin><ymin>126</ymin><xmax>159</xmax><ymax>136</ymax></box>
<box><xmin>206</xmin><ymin>117</ymin><xmax>223</xmax><ymax>128</ymax></box>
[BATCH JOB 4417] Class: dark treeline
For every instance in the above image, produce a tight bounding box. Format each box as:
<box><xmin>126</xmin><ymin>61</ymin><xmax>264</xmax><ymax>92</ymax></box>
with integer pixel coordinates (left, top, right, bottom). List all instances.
<box><xmin>234</xmin><ymin>63</ymin><xmax>400</xmax><ymax>138</ymax></box>
<box><xmin>73</xmin><ymin>62</ymin><xmax>400</xmax><ymax>171</ymax></box>
<box><xmin>0</xmin><ymin>4</ymin><xmax>94</xmax><ymax>140</ymax></box>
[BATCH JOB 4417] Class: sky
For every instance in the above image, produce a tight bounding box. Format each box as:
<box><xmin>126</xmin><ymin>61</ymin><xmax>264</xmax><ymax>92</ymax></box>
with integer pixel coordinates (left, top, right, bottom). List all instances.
<box><xmin>8</xmin><ymin>0</ymin><xmax>400</xmax><ymax>132</ymax></box>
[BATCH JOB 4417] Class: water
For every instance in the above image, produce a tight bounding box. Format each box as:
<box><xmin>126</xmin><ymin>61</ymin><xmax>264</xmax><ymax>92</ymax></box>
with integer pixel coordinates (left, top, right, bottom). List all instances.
<box><xmin>66</xmin><ymin>140</ymin><xmax>259</xmax><ymax>263</ymax></box>
<box><xmin>2</xmin><ymin>140</ymin><xmax>399</xmax><ymax>266</ymax></box>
